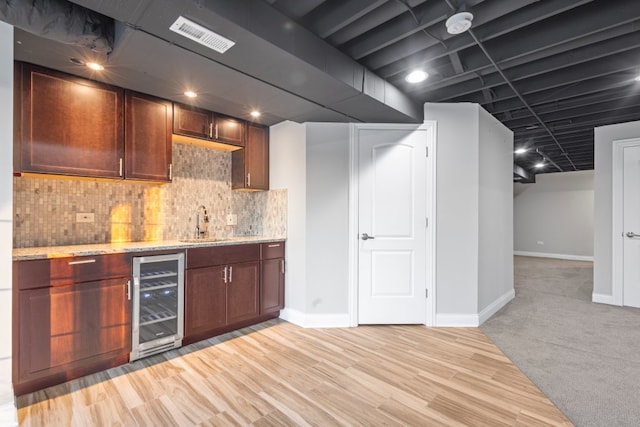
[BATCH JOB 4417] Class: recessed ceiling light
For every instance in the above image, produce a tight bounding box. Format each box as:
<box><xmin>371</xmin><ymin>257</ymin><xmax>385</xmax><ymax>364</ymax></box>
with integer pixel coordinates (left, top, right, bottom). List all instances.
<box><xmin>86</xmin><ymin>62</ymin><xmax>104</xmax><ymax>71</ymax></box>
<box><xmin>405</xmin><ymin>70</ymin><xmax>428</xmax><ymax>84</ymax></box>
<box><xmin>515</xmin><ymin>148</ymin><xmax>528</xmax><ymax>154</ymax></box>
<box><xmin>635</xmin><ymin>74</ymin><xmax>640</xmax><ymax>82</ymax></box>
<box><xmin>250</xmin><ymin>111</ymin><xmax>261</xmax><ymax>118</ymax></box>
<box><xmin>184</xmin><ymin>91</ymin><xmax>198</xmax><ymax>98</ymax></box>
<box><xmin>534</xmin><ymin>162</ymin><xmax>545</xmax><ymax>168</ymax></box>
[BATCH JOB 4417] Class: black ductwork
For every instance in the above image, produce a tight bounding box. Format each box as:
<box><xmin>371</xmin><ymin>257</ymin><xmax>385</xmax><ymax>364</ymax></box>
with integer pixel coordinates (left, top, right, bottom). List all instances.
<box><xmin>0</xmin><ymin>0</ymin><xmax>113</xmax><ymax>54</ymax></box>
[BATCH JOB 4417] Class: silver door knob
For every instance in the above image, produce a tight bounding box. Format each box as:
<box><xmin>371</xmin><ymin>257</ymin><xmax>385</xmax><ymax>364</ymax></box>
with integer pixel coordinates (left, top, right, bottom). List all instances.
<box><xmin>626</xmin><ymin>232</ymin><xmax>640</xmax><ymax>238</ymax></box>
<box><xmin>361</xmin><ymin>233</ymin><xmax>375</xmax><ymax>240</ymax></box>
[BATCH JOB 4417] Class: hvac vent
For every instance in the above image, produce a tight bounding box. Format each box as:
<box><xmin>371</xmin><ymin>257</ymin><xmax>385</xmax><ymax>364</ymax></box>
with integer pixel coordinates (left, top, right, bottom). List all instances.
<box><xmin>169</xmin><ymin>16</ymin><xmax>235</xmax><ymax>54</ymax></box>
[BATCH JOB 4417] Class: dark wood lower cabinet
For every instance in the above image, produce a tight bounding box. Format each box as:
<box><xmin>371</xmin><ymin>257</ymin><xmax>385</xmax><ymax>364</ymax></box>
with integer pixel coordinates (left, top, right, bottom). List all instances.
<box><xmin>13</xmin><ymin>242</ymin><xmax>285</xmax><ymax>394</ymax></box>
<box><xmin>184</xmin><ymin>266</ymin><xmax>227</xmax><ymax>337</ymax></box>
<box><xmin>184</xmin><ymin>243</ymin><xmax>283</xmax><ymax>345</ymax></box>
<box><xmin>261</xmin><ymin>258</ymin><xmax>285</xmax><ymax>314</ymax></box>
<box><xmin>226</xmin><ymin>261</ymin><xmax>260</xmax><ymax>324</ymax></box>
<box><xmin>15</xmin><ymin>278</ymin><xmax>131</xmax><ymax>395</ymax></box>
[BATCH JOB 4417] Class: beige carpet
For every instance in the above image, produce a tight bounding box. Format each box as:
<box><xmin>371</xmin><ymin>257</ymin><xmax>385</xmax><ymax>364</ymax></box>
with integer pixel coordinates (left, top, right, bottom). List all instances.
<box><xmin>481</xmin><ymin>256</ymin><xmax>640</xmax><ymax>426</ymax></box>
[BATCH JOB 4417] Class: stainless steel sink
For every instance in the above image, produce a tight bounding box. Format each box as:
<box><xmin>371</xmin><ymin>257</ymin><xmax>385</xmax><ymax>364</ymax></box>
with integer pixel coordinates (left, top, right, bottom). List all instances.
<box><xmin>178</xmin><ymin>238</ymin><xmax>227</xmax><ymax>243</ymax></box>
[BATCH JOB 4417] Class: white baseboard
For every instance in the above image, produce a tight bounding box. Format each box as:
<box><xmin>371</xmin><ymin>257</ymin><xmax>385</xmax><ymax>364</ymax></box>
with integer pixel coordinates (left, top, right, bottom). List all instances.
<box><xmin>279</xmin><ymin>308</ymin><xmax>351</xmax><ymax>328</ymax></box>
<box><xmin>435</xmin><ymin>313</ymin><xmax>479</xmax><ymax>327</ymax></box>
<box><xmin>592</xmin><ymin>293</ymin><xmax>617</xmax><ymax>305</ymax></box>
<box><xmin>479</xmin><ymin>289</ymin><xmax>515</xmax><ymax>325</ymax></box>
<box><xmin>514</xmin><ymin>251</ymin><xmax>593</xmax><ymax>262</ymax></box>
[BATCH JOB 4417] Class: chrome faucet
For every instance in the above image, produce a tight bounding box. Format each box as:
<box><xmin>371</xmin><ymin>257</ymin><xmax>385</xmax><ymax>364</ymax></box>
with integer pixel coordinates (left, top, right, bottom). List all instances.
<box><xmin>195</xmin><ymin>205</ymin><xmax>209</xmax><ymax>239</ymax></box>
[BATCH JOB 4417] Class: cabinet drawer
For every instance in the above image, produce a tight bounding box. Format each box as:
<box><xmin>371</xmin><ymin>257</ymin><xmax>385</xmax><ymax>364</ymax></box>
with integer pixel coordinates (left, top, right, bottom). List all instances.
<box><xmin>15</xmin><ymin>254</ymin><xmax>131</xmax><ymax>290</ymax></box>
<box><xmin>186</xmin><ymin>244</ymin><xmax>260</xmax><ymax>269</ymax></box>
<box><xmin>261</xmin><ymin>242</ymin><xmax>285</xmax><ymax>259</ymax></box>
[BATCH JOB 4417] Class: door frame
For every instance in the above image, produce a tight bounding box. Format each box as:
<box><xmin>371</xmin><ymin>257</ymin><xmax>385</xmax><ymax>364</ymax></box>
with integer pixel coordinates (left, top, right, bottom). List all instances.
<box><xmin>611</xmin><ymin>137</ymin><xmax>640</xmax><ymax>306</ymax></box>
<box><xmin>347</xmin><ymin>122</ymin><xmax>437</xmax><ymax>327</ymax></box>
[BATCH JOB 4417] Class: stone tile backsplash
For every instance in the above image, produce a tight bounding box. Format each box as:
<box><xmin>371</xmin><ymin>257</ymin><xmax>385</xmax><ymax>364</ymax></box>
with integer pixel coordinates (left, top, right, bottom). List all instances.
<box><xmin>13</xmin><ymin>142</ymin><xmax>287</xmax><ymax>248</ymax></box>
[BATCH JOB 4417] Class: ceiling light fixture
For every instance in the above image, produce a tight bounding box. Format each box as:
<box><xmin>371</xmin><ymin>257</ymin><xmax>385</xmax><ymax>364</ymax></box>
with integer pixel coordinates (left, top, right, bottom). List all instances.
<box><xmin>445</xmin><ymin>12</ymin><xmax>474</xmax><ymax>35</ymax></box>
<box><xmin>534</xmin><ymin>162</ymin><xmax>545</xmax><ymax>168</ymax></box>
<box><xmin>250</xmin><ymin>111</ymin><xmax>261</xmax><ymax>118</ymax></box>
<box><xmin>184</xmin><ymin>91</ymin><xmax>198</xmax><ymax>98</ymax></box>
<box><xmin>405</xmin><ymin>70</ymin><xmax>428</xmax><ymax>83</ymax></box>
<box><xmin>635</xmin><ymin>74</ymin><xmax>640</xmax><ymax>82</ymax></box>
<box><xmin>86</xmin><ymin>62</ymin><xmax>104</xmax><ymax>71</ymax></box>
<box><xmin>515</xmin><ymin>148</ymin><xmax>528</xmax><ymax>155</ymax></box>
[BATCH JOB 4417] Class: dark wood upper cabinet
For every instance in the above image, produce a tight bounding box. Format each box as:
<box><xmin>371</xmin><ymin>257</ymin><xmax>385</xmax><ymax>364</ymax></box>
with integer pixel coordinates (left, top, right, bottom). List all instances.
<box><xmin>173</xmin><ymin>103</ymin><xmax>212</xmax><ymax>140</ymax></box>
<box><xmin>16</xmin><ymin>62</ymin><xmax>124</xmax><ymax>178</ymax></box>
<box><xmin>232</xmin><ymin>123</ymin><xmax>269</xmax><ymax>190</ymax></box>
<box><xmin>173</xmin><ymin>103</ymin><xmax>246</xmax><ymax>149</ymax></box>
<box><xmin>125</xmin><ymin>91</ymin><xmax>173</xmax><ymax>182</ymax></box>
<box><xmin>214</xmin><ymin>114</ymin><xmax>245</xmax><ymax>147</ymax></box>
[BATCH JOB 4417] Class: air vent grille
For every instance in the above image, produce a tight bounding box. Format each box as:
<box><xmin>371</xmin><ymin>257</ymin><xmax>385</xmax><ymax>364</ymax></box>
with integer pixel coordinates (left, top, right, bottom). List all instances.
<box><xmin>169</xmin><ymin>16</ymin><xmax>235</xmax><ymax>54</ymax></box>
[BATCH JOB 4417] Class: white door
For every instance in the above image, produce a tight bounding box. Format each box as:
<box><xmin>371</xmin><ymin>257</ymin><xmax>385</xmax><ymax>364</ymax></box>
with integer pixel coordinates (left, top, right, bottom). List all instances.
<box><xmin>623</xmin><ymin>145</ymin><xmax>640</xmax><ymax>308</ymax></box>
<box><xmin>358</xmin><ymin>128</ymin><xmax>428</xmax><ymax>324</ymax></box>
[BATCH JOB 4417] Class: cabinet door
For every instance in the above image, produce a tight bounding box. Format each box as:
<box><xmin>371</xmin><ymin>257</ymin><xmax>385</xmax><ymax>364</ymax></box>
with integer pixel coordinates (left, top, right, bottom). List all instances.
<box><xmin>125</xmin><ymin>91</ymin><xmax>173</xmax><ymax>182</ymax></box>
<box><xmin>232</xmin><ymin>123</ymin><xmax>269</xmax><ymax>190</ymax></box>
<box><xmin>214</xmin><ymin>114</ymin><xmax>245</xmax><ymax>147</ymax></box>
<box><xmin>173</xmin><ymin>103</ymin><xmax>212</xmax><ymax>139</ymax></box>
<box><xmin>17</xmin><ymin>63</ymin><xmax>124</xmax><ymax>178</ymax></box>
<box><xmin>185</xmin><ymin>266</ymin><xmax>226</xmax><ymax>337</ymax></box>
<box><xmin>18</xmin><ymin>278</ymin><xmax>131</xmax><ymax>380</ymax></box>
<box><xmin>226</xmin><ymin>261</ymin><xmax>260</xmax><ymax>325</ymax></box>
<box><xmin>261</xmin><ymin>258</ymin><xmax>284</xmax><ymax>314</ymax></box>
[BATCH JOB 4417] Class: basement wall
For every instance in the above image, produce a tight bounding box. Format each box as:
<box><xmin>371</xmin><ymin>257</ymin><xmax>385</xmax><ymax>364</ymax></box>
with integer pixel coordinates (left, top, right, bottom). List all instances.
<box><xmin>514</xmin><ymin>170</ymin><xmax>594</xmax><ymax>260</ymax></box>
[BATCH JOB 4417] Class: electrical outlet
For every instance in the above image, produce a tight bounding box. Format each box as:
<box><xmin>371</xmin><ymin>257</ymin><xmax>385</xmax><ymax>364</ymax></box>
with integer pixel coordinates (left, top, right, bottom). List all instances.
<box><xmin>226</xmin><ymin>214</ymin><xmax>237</xmax><ymax>226</ymax></box>
<box><xmin>76</xmin><ymin>212</ymin><xmax>95</xmax><ymax>223</ymax></box>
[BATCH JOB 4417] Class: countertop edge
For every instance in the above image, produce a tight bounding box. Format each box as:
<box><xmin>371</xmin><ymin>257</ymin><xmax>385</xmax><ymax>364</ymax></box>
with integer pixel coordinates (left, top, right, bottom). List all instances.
<box><xmin>13</xmin><ymin>237</ymin><xmax>286</xmax><ymax>261</ymax></box>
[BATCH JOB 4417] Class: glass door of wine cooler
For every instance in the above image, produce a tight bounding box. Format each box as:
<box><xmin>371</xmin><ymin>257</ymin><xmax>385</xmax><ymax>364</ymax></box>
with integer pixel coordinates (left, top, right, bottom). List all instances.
<box><xmin>131</xmin><ymin>253</ymin><xmax>184</xmax><ymax>361</ymax></box>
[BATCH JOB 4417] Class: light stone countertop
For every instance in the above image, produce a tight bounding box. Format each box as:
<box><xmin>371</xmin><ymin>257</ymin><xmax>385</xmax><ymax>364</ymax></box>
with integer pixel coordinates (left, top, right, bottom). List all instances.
<box><xmin>13</xmin><ymin>236</ymin><xmax>286</xmax><ymax>261</ymax></box>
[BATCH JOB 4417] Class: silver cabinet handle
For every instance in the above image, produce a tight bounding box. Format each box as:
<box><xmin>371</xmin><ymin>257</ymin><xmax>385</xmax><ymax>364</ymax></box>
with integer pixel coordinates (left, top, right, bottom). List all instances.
<box><xmin>209</xmin><ymin>123</ymin><xmax>213</xmax><ymax>139</ymax></box>
<box><xmin>281</xmin><ymin>259</ymin><xmax>285</xmax><ymax>274</ymax></box>
<box><xmin>268</xmin><ymin>244</ymin><xmax>280</xmax><ymax>248</ymax></box>
<box><xmin>168</xmin><ymin>163</ymin><xmax>172</xmax><ymax>180</ymax></box>
<box><xmin>361</xmin><ymin>233</ymin><xmax>375</xmax><ymax>240</ymax></box>
<box><xmin>118</xmin><ymin>158</ymin><xmax>123</xmax><ymax>177</ymax></box>
<box><xmin>229</xmin><ymin>266</ymin><xmax>233</xmax><ymax>283</ymax></box>
<box><xmin>215</xmin><ymin>124</ymin><xmax>219</xmax><ymax>139</ymax></box>
<box><xmin>247</xmin><ymin>173</ymin><xmax>251</xmax><ymax>187</ymax></box>
<box><xmin>223</xmin><ymin>266</ymin><xmax>228</xmax><ymax>283</ymax></box>
<box><xmin>126</xmin><ymin>280</ymin><xmax>131</xmax><ymax>301</ymax></box>
<box><xmin>626</xmin><ymin>232</ymin><xmax>640</xmax><ymax>238</ymax></box>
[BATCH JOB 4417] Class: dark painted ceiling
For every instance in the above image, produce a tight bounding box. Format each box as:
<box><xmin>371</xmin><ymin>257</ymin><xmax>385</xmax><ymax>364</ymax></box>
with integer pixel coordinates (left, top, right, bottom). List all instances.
<box><xmin>8</xmin><ymin>0</ymin><xmax>640</xmax><ymax>181</ymax></box>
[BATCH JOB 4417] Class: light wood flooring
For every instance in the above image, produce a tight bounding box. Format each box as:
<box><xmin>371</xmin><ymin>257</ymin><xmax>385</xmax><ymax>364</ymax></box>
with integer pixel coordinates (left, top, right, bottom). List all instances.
<box><xmin>17</xmin><ymin>320</ymin><xmax>573</xmax><ymax>426</ymax></box>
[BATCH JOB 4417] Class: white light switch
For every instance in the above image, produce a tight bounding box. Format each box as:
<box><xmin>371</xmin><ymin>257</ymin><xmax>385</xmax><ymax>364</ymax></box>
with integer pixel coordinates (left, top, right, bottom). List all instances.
<box><xmin>226</xmin><ymin>214</ymin><xmax>237</xmax><ymax>226</ymax></box>
<box><xmin>76</xmin><ymin>212</ymin><xmax>95</xmax><ymax>223</ymax></box>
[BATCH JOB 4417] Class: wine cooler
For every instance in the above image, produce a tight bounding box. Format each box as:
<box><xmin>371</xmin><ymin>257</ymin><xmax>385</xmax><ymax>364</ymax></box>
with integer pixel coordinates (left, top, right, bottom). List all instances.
<box><xmin>130</xmin><ymin>253</ymin><xmax>185</xmax><ymax>361</ymax></box>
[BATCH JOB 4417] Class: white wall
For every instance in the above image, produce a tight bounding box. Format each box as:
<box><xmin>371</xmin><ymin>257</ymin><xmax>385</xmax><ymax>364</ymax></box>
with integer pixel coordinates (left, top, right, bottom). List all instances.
<box><xmin>0</xmin><ymin>21</ymin><xmax>16</xmax><ymax>424</ymax></box>
<box><xmin>424</xmin><ymin>103</ymin><xmax>479</xmax><ymax>318</ymax></box>
<box><xmin>270</xmin><ymin>122</ymin><xmax>351</xmax><ymax>326</ymax></box>
<box><xmin>424</xmin><ymin>103</ymin><xmax>514</xmax><ymax>326</ymax></box>
<box><xmin>269</xmin><ymin>121</ymin><xmax>307</xmax><ymax>314</ymax></box>
<box><xmin>478</xmin><ymin>108</ymin><xmax>514</xmax><ymax>318</ymax></box>
<box><xmin>514</xmin><ymin>170</ymin><xmax>594</xmax><ymax>260</ymax></box>
<box><xmin>305</xmin><ymin>124</ymin><xmax>350</xmax><ymax>315</ymax></box>
<box><xmin>593</xmin><ymin>120</ymin><xmax>640</xmax><ymax>298</ymax></box>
